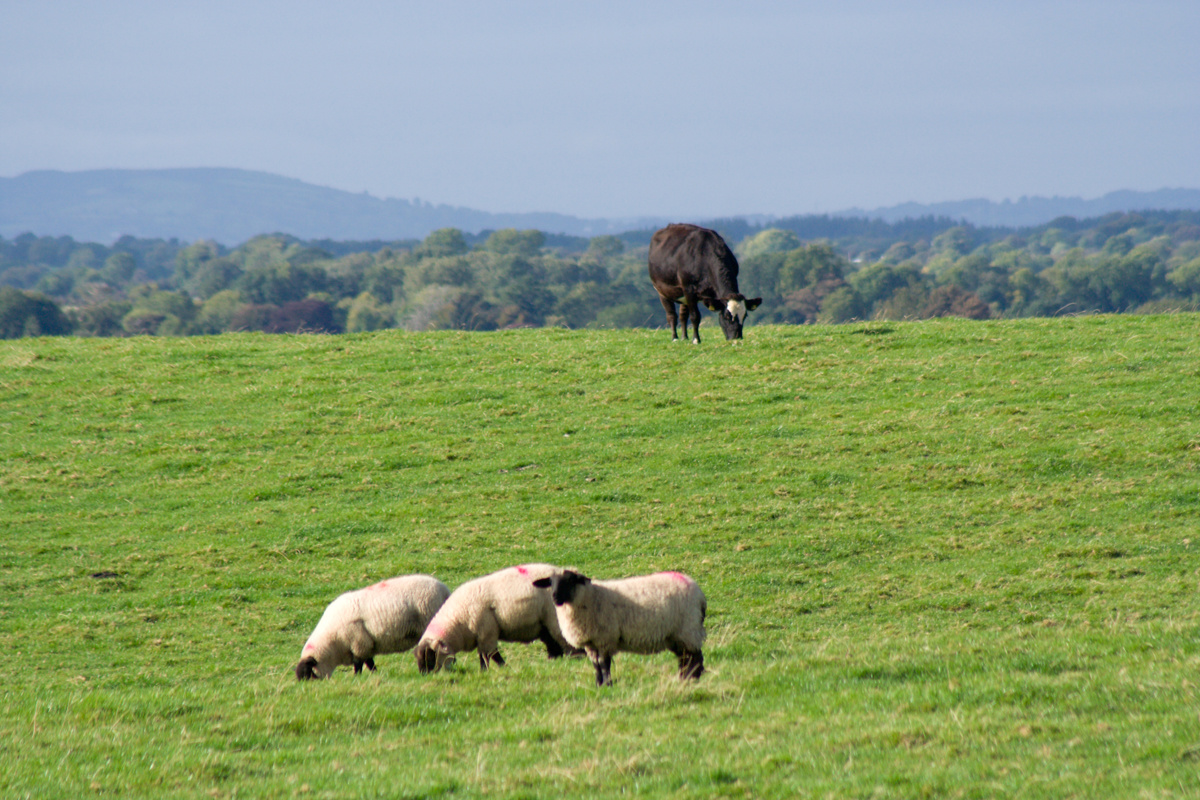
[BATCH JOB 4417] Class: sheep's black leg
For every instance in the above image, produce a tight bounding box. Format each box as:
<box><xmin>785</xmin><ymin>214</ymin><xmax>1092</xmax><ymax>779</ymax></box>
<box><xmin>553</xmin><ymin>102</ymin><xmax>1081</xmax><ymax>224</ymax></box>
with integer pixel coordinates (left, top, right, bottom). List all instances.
<box><xmin>353</xmin><ymin>657</ymin><xmax>364</xmax><ymax>674</ymax></box>
<box><xmin>364</xmin><ymin>657</ymin><xmax>376</xmax><ymax>672</ymax></box>
<box><xmin>539</xmin><ymin>628</ymin><xmax>565</xmax><ymax>659</ymax></box>
<box><xmin>679</xmin><ymin>650</ymin><xmax>705</xmax><ymax>680</ymax></box>
<box><xmin>478</xmin><ymin>651</ymin><xmax>489</xmax><ymax>670</ymax></box>
<box><xmin>490</xmin><ymin>650</ymin><xmax>506</xmax><ymax>667</ymax></box>
<box><xmin>590</xmin><ymin>654</ymin><xmax>614</xmax><ymax>687</ymax></box>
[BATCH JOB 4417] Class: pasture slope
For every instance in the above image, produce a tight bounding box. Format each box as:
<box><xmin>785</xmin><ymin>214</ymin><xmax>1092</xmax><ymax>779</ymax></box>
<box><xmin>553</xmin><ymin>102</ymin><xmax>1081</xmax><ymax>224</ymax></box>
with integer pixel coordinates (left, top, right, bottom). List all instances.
<box><xmin>1</xmin><ymin>316</ymin><xmax>1198</xmax><ymax>799</ymax></box>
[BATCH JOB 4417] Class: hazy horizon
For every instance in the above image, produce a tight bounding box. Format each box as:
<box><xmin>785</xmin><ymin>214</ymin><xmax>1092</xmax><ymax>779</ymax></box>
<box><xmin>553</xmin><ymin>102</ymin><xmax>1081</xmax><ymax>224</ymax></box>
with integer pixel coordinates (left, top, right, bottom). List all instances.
<box><xmin>3</xmin><ymin>2</ymin><xmax>1198</xmax><ymax>219</ymax></box>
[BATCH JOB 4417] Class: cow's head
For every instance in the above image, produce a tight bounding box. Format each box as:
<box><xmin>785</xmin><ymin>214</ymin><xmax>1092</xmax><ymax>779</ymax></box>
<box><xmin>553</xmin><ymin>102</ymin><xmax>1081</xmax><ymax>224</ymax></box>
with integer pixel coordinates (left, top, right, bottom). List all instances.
<box><xmin>705</xmin><ymin>294</ymin><xmax>763</xmax><ymax>340</ymax></box>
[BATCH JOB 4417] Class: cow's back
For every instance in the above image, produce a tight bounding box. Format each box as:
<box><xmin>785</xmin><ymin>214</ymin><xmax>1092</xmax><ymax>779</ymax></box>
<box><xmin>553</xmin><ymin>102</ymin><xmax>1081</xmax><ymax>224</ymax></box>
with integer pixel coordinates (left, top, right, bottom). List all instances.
<box><xmin>648</xmin><ymin>224</ymin><xmax>739</xmax><ymax>298</ymax></box>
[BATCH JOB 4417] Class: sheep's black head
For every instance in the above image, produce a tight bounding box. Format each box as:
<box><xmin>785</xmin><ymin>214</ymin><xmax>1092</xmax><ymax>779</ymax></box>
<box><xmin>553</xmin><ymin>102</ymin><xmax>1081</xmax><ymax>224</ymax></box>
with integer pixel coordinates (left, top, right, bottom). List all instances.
<box><xmin>416</xmin><ymin>641</ymin><xmax>433</xmax><ymax>674</ymax></box>
<box><xmin>416</xmin><ymin>640</ymin><xmax>455</xmax><ymax>673</ymax></box>
<box><xmin>532</xmin><ymin>570</ymin><xmax>590</xmax><ymax>606</ymax></box>
<box><xmin>295</xmin><ymin>656</ymin><xmax>320</xmax><ymax>681</ymax></box>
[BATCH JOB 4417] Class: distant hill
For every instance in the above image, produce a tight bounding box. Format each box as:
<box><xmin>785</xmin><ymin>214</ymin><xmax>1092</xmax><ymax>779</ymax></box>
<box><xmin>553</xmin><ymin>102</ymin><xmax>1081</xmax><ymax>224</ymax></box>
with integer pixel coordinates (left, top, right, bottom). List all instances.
<box><xmin>2</xmin><ymin>168</ymin><xmax>1199</xmax><ymax>244</ymax></box>
<box><xmin>840</xmin><ymin>189</ymin><xmax>1200</xmax><ymax>228</ymax></box>
<box><xmin>0</xmin><ymin>168</ymin><xmax>665</xmax><ymax>244</ymax></box>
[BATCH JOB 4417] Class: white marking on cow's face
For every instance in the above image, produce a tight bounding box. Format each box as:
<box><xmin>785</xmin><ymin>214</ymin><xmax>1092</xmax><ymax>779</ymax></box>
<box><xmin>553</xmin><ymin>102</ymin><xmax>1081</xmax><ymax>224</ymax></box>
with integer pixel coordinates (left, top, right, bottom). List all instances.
<box><xmin>727</xmin><ymin>299</ymin><xmax>747</xmax><ymax>324</ymax></box>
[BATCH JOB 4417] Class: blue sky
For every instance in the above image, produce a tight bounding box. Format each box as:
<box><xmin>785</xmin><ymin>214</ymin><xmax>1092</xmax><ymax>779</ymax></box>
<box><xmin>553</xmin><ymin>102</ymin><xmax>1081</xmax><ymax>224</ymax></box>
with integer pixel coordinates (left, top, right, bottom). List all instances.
<box><xmin>2</xmin><ymin>1</ymin><xmax>1198</xmax><ymax>219</ymax></box>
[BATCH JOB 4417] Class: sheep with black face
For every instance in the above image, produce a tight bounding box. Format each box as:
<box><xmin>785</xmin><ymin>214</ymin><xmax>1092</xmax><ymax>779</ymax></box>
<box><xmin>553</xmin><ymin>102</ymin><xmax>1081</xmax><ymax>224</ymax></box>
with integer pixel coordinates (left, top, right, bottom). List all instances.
<box><xmin>295</xmin><ymin>574</ymin><xmax>450</xmax><ymax>680</ymax></box>
<box><xmin>415</xmin><ymin>564</ymin><xmax>577</xmax><ymax>674</ymax></box>
<box><xmin>532</xmin><ymin>569</ymin><xmax>706</xmax><ymax>686</ymax></box>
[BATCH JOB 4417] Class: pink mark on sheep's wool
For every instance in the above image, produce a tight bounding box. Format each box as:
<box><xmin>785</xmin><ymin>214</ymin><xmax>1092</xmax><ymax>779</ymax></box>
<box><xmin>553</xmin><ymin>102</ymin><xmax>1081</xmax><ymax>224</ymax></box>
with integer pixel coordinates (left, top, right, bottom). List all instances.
<box><xmin>515</xmin><ymin>565</ymin><xmax>529</xmax><ymax>576</ymax></box>
<box><xmin>304</xmin><ymin>643</ymin><xmax>315</xmax><ymax>652</ymax></box>
<box><xmin>368</xmin><ymin>580</ymin><xmax>389</xmax><ymax>590</ymax></box>
<box><xmin>425</xmin><ymin>621</ymin><xmax>445</xmax><ymax>639</ymax></box>
<box><xmin>659</xmin><ymin>571</ymin><xmax>693</xmax><ymax>585</ymax></box>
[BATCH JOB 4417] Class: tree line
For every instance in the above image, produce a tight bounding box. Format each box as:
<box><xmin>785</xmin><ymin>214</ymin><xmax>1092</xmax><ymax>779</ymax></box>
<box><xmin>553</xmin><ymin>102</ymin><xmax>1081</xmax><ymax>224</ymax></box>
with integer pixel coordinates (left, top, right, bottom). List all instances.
<box><xmin>2</xmin><ymin>210</ymin><xmax>1199</xmax><ymax>339</ymax></box>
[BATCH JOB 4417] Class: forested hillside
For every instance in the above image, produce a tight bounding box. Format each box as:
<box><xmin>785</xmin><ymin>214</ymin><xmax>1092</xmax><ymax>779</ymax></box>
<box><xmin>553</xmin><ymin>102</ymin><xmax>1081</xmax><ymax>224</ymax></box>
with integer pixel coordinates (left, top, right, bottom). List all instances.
<box><xmin>2</xmin><ymin>210</ymin><xmax>1199</xmax><ymax>338</ymax></box>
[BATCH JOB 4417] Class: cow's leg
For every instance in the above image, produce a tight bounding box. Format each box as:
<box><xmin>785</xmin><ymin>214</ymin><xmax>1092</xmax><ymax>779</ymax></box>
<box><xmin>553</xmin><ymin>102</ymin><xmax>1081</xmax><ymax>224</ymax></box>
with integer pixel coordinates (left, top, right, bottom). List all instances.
<box><xmin>684</xmin><ymin>296</ymin><xmax>701</xmax><ymax>344</ymax></box>
<box><xmin>659</xmin><ymin>295</ymin><xmax>679</xmax><ymax>340</ymax></box>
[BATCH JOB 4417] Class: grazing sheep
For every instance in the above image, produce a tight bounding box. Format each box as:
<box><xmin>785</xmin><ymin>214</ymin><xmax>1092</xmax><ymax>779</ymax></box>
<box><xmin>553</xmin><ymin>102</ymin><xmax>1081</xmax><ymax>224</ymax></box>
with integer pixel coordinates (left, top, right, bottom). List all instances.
<box><xmin>415</xmin><ymin>564</ymin><xmax>578</xmax><ymax>673</ymax></box>
<box><xmin>295</xmin><ymin>574</ymin><xmax>450</xmax><ymax>680</ymax></box>
<box><xmin>531</xmin><ymin>569</ymin><xmax>706</xmax><ymax>686</ymax></box>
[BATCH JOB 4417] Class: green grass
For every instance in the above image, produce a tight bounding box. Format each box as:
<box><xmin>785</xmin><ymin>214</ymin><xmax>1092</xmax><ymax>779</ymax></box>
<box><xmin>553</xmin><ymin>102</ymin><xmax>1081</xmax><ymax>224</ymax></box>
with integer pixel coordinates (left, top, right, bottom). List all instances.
<box><xmin>2</xmin><ymin>316</ymin><xmax>1199</xmax><ymax>799</ymax></box>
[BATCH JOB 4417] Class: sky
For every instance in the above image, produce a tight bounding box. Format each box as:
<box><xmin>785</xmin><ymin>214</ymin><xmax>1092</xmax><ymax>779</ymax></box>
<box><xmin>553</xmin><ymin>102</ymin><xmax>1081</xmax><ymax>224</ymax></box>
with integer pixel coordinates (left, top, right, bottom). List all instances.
<box><xmin>2</xmin><ymin>1</ymin><xmax>1198</xmax><ymax>220</ymax></box>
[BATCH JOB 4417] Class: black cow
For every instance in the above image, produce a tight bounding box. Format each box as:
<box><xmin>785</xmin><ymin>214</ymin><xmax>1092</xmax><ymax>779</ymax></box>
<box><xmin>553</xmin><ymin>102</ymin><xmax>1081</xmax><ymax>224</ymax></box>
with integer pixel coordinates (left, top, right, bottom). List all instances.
<box><xmin>648</xmin><ymin>224</ymin><xmax>762</xmax><ymax>343</ymax></box>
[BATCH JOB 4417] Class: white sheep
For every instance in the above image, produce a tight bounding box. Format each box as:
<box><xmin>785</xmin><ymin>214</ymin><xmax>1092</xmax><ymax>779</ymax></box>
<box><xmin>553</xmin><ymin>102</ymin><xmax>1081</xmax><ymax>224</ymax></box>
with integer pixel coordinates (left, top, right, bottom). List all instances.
<box><xmin>295</xmin><ymin>574</ymin><xmax>450</xmax><ymax>680</ymax></box>
<box><xmin>531</xmin><ymin>569</ymin><xmax>706</xmax><ymax>686</ymax></box>
<box><xmin>415</xmin><ymin>563</ymin><xmax>579</xmax><ymax>673</ymax></box>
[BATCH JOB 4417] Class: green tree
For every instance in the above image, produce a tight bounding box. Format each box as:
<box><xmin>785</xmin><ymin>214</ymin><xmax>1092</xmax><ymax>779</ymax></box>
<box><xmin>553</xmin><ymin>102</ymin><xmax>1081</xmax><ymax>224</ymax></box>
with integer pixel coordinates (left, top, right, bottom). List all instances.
<box><xmin>485</xmin><ymin>229</ymin><xmax>545</xmax><ymax>257</ymax></box>
<box><xmin>66</xmin><ymin>246</ymin><xmax>104</xmax><ymax>273</ymax></box>
<box><xmin>122</xmin><ymin>309</ymin><xmax>169</xmax><ymax>336</ymax></box>
<box><xmin>398</xmin><ymin>285</ymin><xmax>461</xmax><ymax>331</ymax></box>
<box><xmin>931</xmin><ymin>226</ymin><xmax>975</xmax><ymax>258</ymax></box>
<box><xmin>1007</xmin><ymin>268</ymin><xmax>1051</xmax><ymax>316</ymax></box>
<box><xmin>777</xmin><ymin>243</ymin><xmax>848</xmax><ymax>295</ymax></box>
<box><xmin>584</xmin><ymin>235</ymin><xmax>625</xmax><ymax>261</ymax></box>
<box><xmin>174</xmin><ymin>240</ymin><xmax>221</xmax><ymax>284</ymax></box>
<box><xmin>100</xmin><ymin>252</ymin><xmax>137</xmax><ymax>286</ymax></box>
<box><xmin>497</xmin><ymin>276</ymin><xmax>555</xmax><ymax>327</ymax></box>
<box><xmin>816</xmin><ymin>287</ymin><xmax>866</xmax><ymax>324</ymax></box>
<box><xmin>237</xmin><ymin>262</ymin><xmax>328</xmax><ymax>305</ymax></box>
<box><xmin>737</xmin><ymin>228</ymin><xmax>801</xmax><ymax>260</ymax></box>
<box><xmin>184</xmin><ymin>257</ymin><xmax>243</xmax><ymax>300</ymax></box>
<box><xmin>875</xmin><ymin>285</ymin><xmax>932</xmax><ymax>320</ymax></box>
<box><xmin>420</xmin><ymin>228</ymin><xmax>469</xmax><ymax>258</ymax></box>
<box><xmin>849</xmin><ymin>262</ymin><xmax>924</xmax><ymax>312</ymax></box>
<box><xmin>345</xmin><ymin>291</ymin><xmax>393</xmax><ymax>332</ymax></box>
<box><xmin>0</xmin><ymin>287</ymin><xmax>72</xmax><ymax>338</ymax></box>
<box><xmin>33</xmin><ymin>270</ymin><xmax>75</xmax><ymax>298</ymax></box>
<box><xmin>1167</xmin><ymin>257</ymin><xmax>1200</xmax><ymax>298</ymax></box>
<box><xmin>410</xmin><ymin>256</ymin><xmax>474</xmax><ymax>291</ymax></box>
<box><xmin>437</xmin><ymin>290</ymin><xmax>500</xmax><ymax>331</ymax></box>
<box><xmin>193</xmin><ymin>291</ymin><xmax>246</xmax><ymax>334</ymax></box>
<box><xmin>362</xmin><ymin>257</ymin><xmax>408</xmax><ymax>304</ymax></box>
<box><xmin>879</xmin><ymin>241</ymin><xmax>916</xmax><ymax>264</ymax></box>
<box><xmin>71</xmin><ymin>301</ymin><xmax>132</xmax><ymax>337</ymax></box>
<box><xmin>26</xmin><ymin>235</ymin><xmax>78</xmax><ymax>267</ymax></box>
<box><xmin>127</xmin><ymin>287</ymin><xmax>198</xmax><ymax>335</ymax></box>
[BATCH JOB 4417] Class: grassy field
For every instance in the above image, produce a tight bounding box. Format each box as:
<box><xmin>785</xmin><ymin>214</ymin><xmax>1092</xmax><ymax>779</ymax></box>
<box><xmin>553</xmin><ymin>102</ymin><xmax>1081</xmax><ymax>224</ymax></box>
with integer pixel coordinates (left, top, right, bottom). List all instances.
<box><xmin>2</xmin><ymin>315</ymin><xmax>1199</xmax><ymax>799</ymax></box>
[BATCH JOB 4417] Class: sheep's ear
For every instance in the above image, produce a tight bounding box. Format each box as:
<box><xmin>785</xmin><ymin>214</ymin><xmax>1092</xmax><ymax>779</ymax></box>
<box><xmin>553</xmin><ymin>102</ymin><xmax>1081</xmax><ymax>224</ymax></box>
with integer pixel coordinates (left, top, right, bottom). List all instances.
<box><xmin>745</xmin><ymin>297</ymin><xmax>762</xmax><ymax>311</ymax></box>
<box><xmin>702</xmin><ymin>298</ymin><xmax>722</xmax><ymax>311</ymax></box>
<box><xmin>532</xmin><ymin>577</ymin><xmax>552</xmax><ymax>589</ymax></box>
